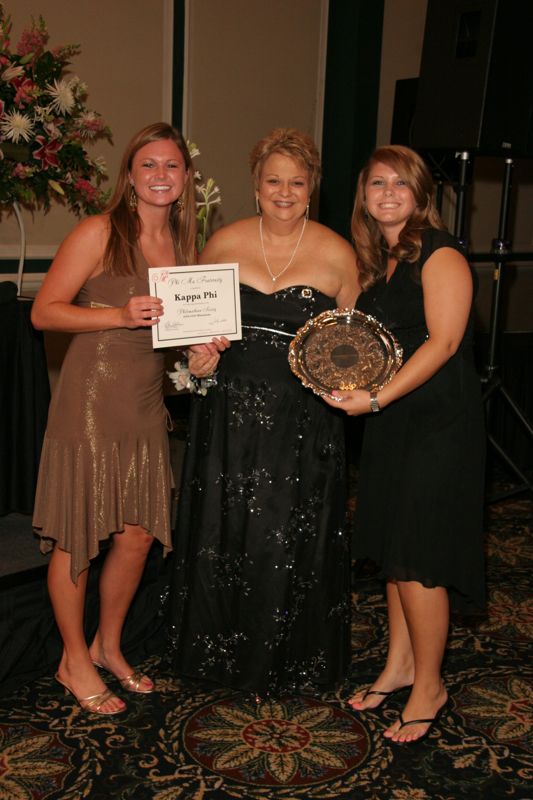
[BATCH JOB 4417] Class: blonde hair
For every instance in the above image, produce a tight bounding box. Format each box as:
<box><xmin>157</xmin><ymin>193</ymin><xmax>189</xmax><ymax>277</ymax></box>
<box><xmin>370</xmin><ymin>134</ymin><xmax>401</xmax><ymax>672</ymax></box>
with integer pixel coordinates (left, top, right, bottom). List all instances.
<box><xmin>103</xmin><ymin>122</ymin><xmax>197</xmax><ymax>275</ymax></box>
<box><xmin>249</xmin><ymin>128</ymin><xmax>321</xmax><ymax>191</ymax></box>
<box><xmin>351</xmin><ymin>145</ymin><xmax>445</xmax><ymax>290</ymax></box>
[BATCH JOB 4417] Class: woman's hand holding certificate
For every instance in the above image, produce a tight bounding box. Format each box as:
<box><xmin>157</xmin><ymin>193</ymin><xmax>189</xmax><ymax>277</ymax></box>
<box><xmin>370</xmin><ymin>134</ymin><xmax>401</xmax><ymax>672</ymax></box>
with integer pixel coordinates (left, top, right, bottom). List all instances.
<box><xmin>148</xmin><ymin>263</ymin><xmax>242</xmax><ymax>347</ymax></box>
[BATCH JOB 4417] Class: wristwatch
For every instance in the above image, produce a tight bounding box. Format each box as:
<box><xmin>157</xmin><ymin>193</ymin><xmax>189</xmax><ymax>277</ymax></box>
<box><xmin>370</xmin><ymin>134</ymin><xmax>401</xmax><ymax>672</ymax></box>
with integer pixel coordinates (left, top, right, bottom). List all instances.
<box><xmin>369</xmin><ymin>391</ymin><xmax>381</xmax><ymax>413</ymax></box>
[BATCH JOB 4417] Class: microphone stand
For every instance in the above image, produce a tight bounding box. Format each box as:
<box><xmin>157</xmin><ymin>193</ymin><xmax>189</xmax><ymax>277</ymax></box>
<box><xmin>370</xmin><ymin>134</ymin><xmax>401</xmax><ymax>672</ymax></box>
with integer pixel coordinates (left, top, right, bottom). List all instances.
<box><xmin>453</xmin><ymin>150</ymin><xmax>471</xmax><ymax>245</ymax></box>
<box><xmin>481</xmin><ymin>157</ymin><xmax>533</xmax><ymax>502</ymax></box>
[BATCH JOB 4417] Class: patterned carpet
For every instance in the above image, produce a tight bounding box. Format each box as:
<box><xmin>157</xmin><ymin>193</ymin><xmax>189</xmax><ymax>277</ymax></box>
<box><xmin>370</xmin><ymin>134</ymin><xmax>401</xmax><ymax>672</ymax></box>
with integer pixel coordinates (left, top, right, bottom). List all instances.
<box><xmin>0</xmin><ymin>482</ymin><xmax>531</xmax><ymax>800</ymax></box>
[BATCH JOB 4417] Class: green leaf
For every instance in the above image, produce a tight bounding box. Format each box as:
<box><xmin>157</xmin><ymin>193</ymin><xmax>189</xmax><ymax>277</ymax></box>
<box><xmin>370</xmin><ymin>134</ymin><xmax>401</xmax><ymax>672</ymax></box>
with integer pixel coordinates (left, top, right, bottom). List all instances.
<box><xmin>48</xmin><ymin>179</ymin><xmax>64</xmax><ymax>195</ymax></box>
<box><xmin>1</xmin><ymin>142</ymin><xmax>31</xmax><ymax>162</ymax></box>
<box><xmin>33</xmin><ymin>50</ymin><xmax>61</xmax><ymax>85</ymax></box>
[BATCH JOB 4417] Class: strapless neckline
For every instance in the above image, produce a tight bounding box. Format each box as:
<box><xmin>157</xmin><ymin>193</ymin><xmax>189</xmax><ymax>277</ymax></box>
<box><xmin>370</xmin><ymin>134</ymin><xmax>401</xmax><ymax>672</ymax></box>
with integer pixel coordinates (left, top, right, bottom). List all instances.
<box><xmin>240</xmin><ymin>283</ymin><xmax>334</xmax><ymax>301</ymax></box>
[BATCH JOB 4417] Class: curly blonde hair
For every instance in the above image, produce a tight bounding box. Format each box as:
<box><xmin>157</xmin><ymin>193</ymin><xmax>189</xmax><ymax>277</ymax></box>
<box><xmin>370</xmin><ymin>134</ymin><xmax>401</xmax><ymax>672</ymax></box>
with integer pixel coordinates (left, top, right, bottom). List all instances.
<box><xmin>104</xmin><ymin>122</ymin><xmax>197</xmax><ymax>275</ymax></box>
<box><xmin>249</xmin><ymin>128</ymin><xmax>321</xmax><ymax>191</ymax></box>
<box><xmin>351</xmin><ymin>145</ymin><xmax>445</xmax><ymax>290</ymax></box>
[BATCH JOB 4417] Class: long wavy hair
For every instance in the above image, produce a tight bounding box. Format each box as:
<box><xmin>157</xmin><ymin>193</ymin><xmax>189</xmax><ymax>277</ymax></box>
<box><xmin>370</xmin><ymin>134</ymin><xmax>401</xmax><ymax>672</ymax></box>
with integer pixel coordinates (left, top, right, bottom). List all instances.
<box><xmin>351</xmin><ymin>145</ymin><xmax>446</xmax><ymax>290</ymax></box>
<box><xmin>103</xmin><ymin>122</ymin><xmax>197</xmax><ymax>275</ymax></box>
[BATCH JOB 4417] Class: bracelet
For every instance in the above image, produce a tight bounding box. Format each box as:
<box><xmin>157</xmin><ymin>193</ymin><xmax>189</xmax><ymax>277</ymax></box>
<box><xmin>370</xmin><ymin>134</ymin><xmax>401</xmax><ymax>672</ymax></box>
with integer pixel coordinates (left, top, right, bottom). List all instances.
<box><xmin>167</xmin><ymin>361</ymin><xmax>218</xmax><ymax>396</ymax></box>
<box><xmin>369</xmin><ymin>391</ymin><xmax>381</xmax><ymax>413</ymax></box>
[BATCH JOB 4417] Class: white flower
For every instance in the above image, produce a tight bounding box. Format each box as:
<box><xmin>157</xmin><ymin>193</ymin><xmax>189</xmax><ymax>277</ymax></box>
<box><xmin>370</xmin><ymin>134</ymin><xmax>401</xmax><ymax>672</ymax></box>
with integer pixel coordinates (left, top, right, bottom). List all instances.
<box><xmin>46</xmin><ymin>78</ymin><xmax>75</xmax><ymax>114</ymax></box>
<box><xmin>168</xmin><ymin>362</ymin><xmax>192</xmax><ymax>392</ymax></box>
<box><xmin>187</xmin><ymin>140</ymin><xmax>200</xmax><ymax>159</ymax></box>
<box><xmin>1</xmin><ymin>64</ymin><xmax>25</xmax><ymax>82</ymax></box>
<box><xmin>196</xmin><ymin>176</ymin><xmax>222</xmax><ymax>208</ymax></box>
<box><xmin>92</xmin><ymin>155</ymin><xmax>108</xmax><ymax>176</ymax></box>
<box><xmin>43</xmin><ymin>121</ymin><xmax>62</xmax><ymax>139</ymax></box>
<box><xmin>32</xmin><ymin>105</ymin><xmax>49</xmax><ymax>122</ymax></box>
<box><xmin>167</xmin><ymin>362</ymin><xmax>213</xmax><ymax>395</ymax></box>
<box><xmin>75</xmin><ymin>110</ymin><xmax>104</xmax><ymax>139</ymax></box>
<box><xmin>0</xmin><ymin>110</ymin><xmax>34</xmax><ymax>143</ymax></box>
<box><xmin>186</xmin><ymin>141</ymin><xmax>221</xmax><ymax>251</ymax></box>
<box><xmin>71</xmin><ymin>79</ymin><xmax>88</xmax><ymax>100</ymax></box>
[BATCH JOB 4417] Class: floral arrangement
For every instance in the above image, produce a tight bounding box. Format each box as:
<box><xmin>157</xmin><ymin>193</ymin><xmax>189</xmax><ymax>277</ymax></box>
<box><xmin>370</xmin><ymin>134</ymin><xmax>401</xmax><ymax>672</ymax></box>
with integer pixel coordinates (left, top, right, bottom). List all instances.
<box><xmin>188</xmin><ymin>141</ymin><xmax>221</xmax><ymax>252</ymax></box>
<box><xmin>0</xmin><ymin>4</ymin><xmax>111</xmax><ymax>216</ymax></box>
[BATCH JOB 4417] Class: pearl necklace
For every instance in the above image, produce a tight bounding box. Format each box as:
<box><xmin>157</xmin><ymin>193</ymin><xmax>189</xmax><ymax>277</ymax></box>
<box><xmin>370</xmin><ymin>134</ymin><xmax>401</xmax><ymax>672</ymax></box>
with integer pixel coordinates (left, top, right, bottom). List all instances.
<box><xmin>259</xmin><ymin>216</ymin><xmax>307</xmax><ymax>282</ymax></box>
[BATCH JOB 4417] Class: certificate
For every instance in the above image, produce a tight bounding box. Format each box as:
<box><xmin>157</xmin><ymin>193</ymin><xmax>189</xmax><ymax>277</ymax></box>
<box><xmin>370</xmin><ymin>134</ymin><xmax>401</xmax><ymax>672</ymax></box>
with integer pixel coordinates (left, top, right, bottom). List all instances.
<box><xmin>148</xmin><ymin>263</ymin><xmax>242</xmax><ymax>348</ymax></box>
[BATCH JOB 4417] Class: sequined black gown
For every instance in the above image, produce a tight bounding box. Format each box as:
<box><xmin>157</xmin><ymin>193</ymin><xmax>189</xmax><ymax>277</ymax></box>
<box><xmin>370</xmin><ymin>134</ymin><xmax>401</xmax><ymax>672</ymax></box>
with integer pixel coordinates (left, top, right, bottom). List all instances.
<box><xmin>168</xmin><ymin>285</ymin><xmax>351</xmax><ymax>694</ymax></box>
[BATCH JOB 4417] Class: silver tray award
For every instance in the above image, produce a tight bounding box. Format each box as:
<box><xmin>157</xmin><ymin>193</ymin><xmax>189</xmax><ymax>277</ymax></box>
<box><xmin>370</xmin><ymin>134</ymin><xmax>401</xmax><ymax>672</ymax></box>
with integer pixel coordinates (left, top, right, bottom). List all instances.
<box><xmin>288</xmin><ymin>308</ymin><xmax>403</xmax><ymax>396</ymax></box>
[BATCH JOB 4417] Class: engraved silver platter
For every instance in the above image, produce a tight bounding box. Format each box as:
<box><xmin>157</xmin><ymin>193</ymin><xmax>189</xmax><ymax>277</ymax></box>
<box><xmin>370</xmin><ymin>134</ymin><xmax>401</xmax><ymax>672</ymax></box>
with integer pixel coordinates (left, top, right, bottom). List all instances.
<box><xmin>288</xmin><ymin>308</ymin><xmax>403</xmax><ymax>396</ymax></box>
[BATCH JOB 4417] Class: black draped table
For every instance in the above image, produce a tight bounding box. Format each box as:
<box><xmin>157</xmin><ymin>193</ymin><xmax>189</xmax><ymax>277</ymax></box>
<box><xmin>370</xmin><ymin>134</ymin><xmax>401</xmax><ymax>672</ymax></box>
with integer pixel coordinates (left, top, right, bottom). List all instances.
<box><xmin>0</xmin><ymin>281</ymin><xmax>50</xmax><ymax>515</ymax></box>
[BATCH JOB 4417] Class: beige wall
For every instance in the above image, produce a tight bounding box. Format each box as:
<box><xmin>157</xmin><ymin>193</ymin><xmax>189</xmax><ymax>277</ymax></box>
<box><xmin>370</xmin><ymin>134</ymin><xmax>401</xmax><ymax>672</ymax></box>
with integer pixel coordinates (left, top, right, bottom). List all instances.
<box><xmin>3</xmin><ymin>0</ymin><xmax>328</xmax><ymax>272</ymax></box>
<box><xmin>1</xmin><ymin>0</ymin><xmax>172</xmax><ymax>268</ymax></box>
<box><xmin>2</xmin><ymin>0</ymin><xmax>173</xmax><ymax>384</ymax></box>
<box><xmin>183</xmin><ymin>0</ymin><xmax>328</xmax><ymax>227</ymax></box>
<box><xmin>377</xmin><ymin>0</ymin><xmax>428</xmax><ymax>149</ymax></box>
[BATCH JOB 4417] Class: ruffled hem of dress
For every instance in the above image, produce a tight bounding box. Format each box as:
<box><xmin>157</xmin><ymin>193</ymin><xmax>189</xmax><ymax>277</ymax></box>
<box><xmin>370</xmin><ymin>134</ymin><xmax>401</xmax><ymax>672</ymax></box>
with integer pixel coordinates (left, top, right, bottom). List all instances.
<box><xmin>354</xmin><ymin>555</ymin><xmax>486</xmax><ymax>615</ymax></box>
<box><xmin>32</xmin><ymin>428</ymin><xmax>172</xmax><ymax>583</ymax></box>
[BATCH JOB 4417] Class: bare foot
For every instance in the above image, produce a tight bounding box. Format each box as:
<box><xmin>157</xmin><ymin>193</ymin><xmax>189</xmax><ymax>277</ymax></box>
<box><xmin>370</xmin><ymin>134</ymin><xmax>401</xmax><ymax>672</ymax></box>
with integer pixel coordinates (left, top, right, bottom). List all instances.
<box><xmin>384</xmin><ymin>683</ymin><xmax>448</xmax><ymax>744</ymax></box>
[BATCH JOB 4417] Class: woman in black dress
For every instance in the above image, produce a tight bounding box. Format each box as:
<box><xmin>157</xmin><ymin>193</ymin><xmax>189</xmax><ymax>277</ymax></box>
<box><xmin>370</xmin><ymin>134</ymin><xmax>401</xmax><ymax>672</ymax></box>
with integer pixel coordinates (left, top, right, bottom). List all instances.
<box><xmin>323</xmin><ymin>145</ymin><xmax>485</xmax><ymax>744</ymax></box>
<box><xmin>168</xmin><ymin>128</ymin><xmax>358</xmax><ymax>695</ymax></box>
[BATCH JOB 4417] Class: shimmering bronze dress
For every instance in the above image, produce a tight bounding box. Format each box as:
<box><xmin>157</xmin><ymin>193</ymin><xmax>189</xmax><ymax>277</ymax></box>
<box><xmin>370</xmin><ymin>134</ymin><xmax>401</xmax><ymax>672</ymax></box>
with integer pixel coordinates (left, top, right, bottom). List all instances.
<box><xmin>168</xmin><ymin>285</ymin><xmax>351</xmax><ymax>694</ymax></box>
<box><xmin>33</xmin><ymin>258</ymin><xmax>172</xmax><ymax>582</ymax></box>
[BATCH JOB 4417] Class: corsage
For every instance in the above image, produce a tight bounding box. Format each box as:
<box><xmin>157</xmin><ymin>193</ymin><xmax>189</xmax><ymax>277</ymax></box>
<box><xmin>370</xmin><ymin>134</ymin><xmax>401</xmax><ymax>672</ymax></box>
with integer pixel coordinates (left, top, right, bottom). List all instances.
<box><xmin>167</xmin><ymin>361</ymin><xmax>218</xmax><ymax>396</ymax></box>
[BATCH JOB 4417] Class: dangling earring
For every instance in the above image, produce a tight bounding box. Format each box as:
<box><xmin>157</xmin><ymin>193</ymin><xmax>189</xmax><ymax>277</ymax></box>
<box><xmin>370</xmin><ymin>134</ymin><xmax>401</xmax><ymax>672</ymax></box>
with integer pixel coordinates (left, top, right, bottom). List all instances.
<box><xmin>255</xmin><ymin>196</ymin><xmax>261</xmax><ymax>216</ymax></box>
<box><xmin>128</xmin><ymin>185</ymin><xmax>137</xmax><ymax>211</ymax></box>
<box><xmin>305</xmin><ymin>202</ymin><xmax>310</xmax><ymax>221</ymax></box>
<box><xmin>176</xmin><ymin>197</ymin><xmax>184</xmax><ymax>213</ymax></box>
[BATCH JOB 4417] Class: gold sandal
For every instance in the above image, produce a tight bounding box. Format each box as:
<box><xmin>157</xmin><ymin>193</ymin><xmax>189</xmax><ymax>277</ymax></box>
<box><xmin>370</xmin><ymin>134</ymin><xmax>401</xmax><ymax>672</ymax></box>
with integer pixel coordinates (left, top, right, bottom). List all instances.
<box><xmin>92</xmin><ymin>661</ymin><xmax>154</xmax><ymax>694</ymax></box>
<box><xmin>118</xmin><ymin>669</ymin><xmax>154</xmax><ymax>694</ymax></box>
<box><xmin>55</xmin><ymin>673</ymin><xmax>125</xmax><ymax>715</ymax></box>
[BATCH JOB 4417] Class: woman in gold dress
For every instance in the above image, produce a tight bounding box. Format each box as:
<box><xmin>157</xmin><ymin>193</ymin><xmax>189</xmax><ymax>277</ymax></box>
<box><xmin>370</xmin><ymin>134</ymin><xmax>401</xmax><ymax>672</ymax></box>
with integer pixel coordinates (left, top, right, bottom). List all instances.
<box><xmin>32</xmin><ymin>122</ymin><xmax>196</xmax><ymax>714</ymax></box>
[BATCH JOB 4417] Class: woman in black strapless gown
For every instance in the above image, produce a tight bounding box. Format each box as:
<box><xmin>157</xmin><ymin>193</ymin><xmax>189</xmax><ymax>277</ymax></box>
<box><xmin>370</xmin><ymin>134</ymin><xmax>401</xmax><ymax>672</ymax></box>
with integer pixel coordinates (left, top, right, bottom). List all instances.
<box><xmin>167</xmin><ymin>129</ymin><xmax>358</xmax><ymax>694</ymax></box>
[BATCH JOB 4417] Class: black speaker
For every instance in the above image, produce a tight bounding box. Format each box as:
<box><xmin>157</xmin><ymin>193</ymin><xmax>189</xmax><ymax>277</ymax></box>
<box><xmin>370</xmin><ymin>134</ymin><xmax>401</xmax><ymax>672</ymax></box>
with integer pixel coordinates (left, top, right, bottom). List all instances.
<box><xmin>411</xmin><ymin>0</ymin><xmax>533</xmax><ymax>156</ymax></box>
<box><xmin>390</xmin><ymin>77</ymin><xmax>467</xmax><ymax>189</ymax></box>
<box><xmin>390</xmin><ymin>78</ymin><xmax>419</xmax><ymax>146</ymax></box>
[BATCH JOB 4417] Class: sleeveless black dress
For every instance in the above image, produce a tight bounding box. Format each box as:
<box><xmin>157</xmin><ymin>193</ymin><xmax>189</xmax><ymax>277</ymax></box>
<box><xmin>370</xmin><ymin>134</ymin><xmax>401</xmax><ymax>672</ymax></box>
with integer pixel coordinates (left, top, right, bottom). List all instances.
<box><xmin>168</xmin><ymin>285</ymin><xmax>351</xmax><ymax>694</ymax></box>
<box><xmin>354</xmin><ymin>229</ymin><xmax>485</xmax><ymax>613</ymax></box>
